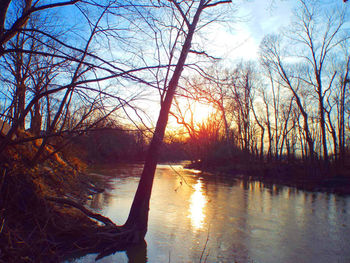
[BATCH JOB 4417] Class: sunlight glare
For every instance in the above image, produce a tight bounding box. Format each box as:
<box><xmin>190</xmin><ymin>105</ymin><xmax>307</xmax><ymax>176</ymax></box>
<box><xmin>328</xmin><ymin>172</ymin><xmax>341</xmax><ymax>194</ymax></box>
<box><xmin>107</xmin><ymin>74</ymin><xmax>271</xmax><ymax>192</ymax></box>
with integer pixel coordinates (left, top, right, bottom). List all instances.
<box><xmin>188</xmin><ymin>180</ymin><xmax>207</xmax><ymax>230</ymax></box>
<box><xmin>168</xmin><ymin>99</ymin><xmax>217</xmax><ymax>134</ymax></box>
<box><xmin>187</xmin><ymin>102</ymin><xmax>215</xmax><ymax>125</ymax></box>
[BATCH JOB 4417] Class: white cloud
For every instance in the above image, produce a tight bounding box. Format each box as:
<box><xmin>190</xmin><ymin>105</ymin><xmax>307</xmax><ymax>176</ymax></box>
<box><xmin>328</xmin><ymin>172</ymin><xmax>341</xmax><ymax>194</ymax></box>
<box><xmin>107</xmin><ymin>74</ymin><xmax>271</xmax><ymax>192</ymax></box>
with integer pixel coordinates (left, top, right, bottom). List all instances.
<box><xmin>202</xmin><ymin>0</ymin><xmax>296</xmax><ymax>62</ymax></box>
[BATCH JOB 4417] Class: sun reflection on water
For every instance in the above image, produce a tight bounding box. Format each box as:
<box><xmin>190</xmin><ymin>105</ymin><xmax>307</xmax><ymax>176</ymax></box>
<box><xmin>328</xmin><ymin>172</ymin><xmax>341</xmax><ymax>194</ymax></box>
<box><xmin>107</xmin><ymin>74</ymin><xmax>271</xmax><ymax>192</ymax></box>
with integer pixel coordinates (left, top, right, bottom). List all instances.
<box><xmin>189</xmin><ymin>180</ymin><xmax>207</xmax><ymax>230</ymax></box>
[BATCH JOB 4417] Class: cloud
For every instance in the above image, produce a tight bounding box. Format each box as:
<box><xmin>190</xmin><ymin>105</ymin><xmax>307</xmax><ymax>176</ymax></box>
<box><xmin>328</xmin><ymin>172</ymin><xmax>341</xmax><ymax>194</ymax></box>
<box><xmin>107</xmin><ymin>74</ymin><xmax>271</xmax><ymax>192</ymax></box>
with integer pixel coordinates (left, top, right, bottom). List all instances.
<box><xmin>203</xmin><ymin>0</ymin><xmax>295</xmax><ymax>62</ymax></box>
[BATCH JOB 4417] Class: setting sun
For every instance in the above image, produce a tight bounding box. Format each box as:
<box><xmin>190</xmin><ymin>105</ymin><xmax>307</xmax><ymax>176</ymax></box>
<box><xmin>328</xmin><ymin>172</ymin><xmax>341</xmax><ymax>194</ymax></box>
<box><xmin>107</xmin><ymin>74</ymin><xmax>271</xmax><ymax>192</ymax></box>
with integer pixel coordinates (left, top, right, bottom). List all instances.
<box><xmin>188</xmin><ymin>102</ymin><xmax>217</xmax><ymax>125</ymax></box>
<box><xmin>170</xmin><ymin>99</ymin><xmax>217</xmax><ymax>130</ymax></box>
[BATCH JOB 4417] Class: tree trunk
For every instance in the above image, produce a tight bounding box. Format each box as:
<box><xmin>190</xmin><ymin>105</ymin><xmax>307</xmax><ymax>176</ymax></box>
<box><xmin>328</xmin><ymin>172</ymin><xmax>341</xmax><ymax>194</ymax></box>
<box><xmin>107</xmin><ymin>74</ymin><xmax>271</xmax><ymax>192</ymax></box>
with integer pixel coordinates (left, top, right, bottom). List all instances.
<box><xmin>317</xmin><ymin>88</ymin><xmax>328</xmax><ymax>163</ymax></box>
<box><xmin>123</xmin><ymin>1</ymin><xmax>206</xmax><ymax>239</ymax></box>
<box><xmin>339</xmin><ymin>57</ymin><xmax>349</xmax><ymax>165</ymax></box>
<box><xmin>30</xmin><ymin>100</ymin><xmax>42</xmax><ymax>135</ymax></box>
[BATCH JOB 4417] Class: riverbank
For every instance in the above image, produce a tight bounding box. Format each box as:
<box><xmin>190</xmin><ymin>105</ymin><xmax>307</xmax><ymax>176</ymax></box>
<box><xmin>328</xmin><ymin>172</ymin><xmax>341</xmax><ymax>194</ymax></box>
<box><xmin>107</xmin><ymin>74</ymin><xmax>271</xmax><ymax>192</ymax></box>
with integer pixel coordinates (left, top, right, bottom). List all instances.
<box><xmin>187</xmin><ymin>160</ymin><xmax>350</xmax><ymax>196</ymax></box>
<box><xmin>0</xmin><ymin>134</ymin><xmax>121</xmax><ymax>263</ymax></box>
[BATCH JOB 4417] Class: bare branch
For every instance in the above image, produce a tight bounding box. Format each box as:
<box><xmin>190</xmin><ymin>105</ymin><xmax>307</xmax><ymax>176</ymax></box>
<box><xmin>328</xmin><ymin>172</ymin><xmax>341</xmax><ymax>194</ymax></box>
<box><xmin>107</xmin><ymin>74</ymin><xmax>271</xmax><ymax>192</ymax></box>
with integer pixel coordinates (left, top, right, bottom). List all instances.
<box><xmin>204</xmin><ymin>0</ymin><xmax>232</xmax><ymax>9</ymax></box>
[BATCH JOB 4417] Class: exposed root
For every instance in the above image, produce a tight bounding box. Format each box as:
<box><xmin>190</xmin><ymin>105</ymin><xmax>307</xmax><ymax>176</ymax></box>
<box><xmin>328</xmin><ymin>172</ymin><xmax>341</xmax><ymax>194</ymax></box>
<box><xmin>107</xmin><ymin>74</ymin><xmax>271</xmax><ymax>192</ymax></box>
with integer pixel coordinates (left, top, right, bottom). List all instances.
<box><xmin>0</xmin><ymin>167</ymin><xmax>146</xmax><ymax>262</ymax></box>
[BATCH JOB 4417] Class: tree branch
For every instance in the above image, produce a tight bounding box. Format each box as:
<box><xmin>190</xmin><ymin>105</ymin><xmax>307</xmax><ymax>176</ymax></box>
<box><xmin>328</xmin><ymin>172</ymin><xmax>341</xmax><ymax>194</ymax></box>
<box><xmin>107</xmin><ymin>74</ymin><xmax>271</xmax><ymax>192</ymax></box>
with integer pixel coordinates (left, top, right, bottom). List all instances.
<box><xmin>189</xmin><ymin>49</ymin><xmax>220</xmax><ymax>60</ymax></box>
<box><xmin>204</xmin><ymin>0</ymin><xmax>232</xmax><ymax>9</ymax></box>
<box><xmin>46</xmin><ymin>196</ymin><xmax>117</xmax><ymax>227</ymax></box>
<box><xmin>0</xmin><ymin>0</ymin><xmax>81</xmax><ymax>48</ymax></box>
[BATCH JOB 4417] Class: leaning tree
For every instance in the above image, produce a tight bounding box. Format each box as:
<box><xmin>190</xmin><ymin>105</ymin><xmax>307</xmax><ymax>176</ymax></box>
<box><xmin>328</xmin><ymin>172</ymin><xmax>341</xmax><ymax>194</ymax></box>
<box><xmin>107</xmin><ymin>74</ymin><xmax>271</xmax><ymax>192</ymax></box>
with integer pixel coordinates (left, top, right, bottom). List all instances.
<box><xmin>122</xmin><ymin>0</ymin><xmax>232</xmax><ymax>244</ymax></box>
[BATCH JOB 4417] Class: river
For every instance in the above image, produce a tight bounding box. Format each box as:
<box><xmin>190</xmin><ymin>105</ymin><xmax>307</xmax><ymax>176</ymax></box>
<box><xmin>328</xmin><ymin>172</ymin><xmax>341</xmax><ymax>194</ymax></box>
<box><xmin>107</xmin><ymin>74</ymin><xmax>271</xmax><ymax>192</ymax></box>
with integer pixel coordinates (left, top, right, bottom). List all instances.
<box><xmin>70</xmin><ymin>163</ymin><xmax>350</xmax><ymax>263</ymax></box>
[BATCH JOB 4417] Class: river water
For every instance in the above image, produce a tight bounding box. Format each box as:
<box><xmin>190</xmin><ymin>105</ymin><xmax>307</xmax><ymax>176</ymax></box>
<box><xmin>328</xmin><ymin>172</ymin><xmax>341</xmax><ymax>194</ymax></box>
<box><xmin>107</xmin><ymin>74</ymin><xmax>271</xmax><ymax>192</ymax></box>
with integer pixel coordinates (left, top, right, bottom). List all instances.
<box><xmin>72</xmin><ymin>163</ymin><xmax>350</xmax><ymax>263</ymax></box>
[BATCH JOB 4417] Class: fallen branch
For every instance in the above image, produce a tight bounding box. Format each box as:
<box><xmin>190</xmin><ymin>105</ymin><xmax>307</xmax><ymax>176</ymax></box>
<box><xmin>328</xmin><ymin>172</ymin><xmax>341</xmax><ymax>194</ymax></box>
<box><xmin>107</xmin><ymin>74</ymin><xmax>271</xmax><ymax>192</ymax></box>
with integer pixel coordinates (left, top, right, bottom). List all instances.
<box><xmin>45</xmin><ymin>196</ymin><xmax>116</xmax><ymax>227</ymax></box>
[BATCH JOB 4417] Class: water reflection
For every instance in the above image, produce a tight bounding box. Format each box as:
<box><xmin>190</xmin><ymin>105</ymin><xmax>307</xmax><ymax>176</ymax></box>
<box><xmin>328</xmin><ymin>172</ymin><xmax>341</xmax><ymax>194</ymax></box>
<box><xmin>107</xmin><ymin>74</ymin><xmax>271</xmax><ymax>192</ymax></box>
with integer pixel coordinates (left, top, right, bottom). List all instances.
<box><xmin>188</xmin><ymin>180</ymin><xmax>207</xmax><ymax>230</ymax></box>
<box><xmin>72</xmin><ymin>163</ymin><xmax>350</xmax><ymax>263</ymax></box>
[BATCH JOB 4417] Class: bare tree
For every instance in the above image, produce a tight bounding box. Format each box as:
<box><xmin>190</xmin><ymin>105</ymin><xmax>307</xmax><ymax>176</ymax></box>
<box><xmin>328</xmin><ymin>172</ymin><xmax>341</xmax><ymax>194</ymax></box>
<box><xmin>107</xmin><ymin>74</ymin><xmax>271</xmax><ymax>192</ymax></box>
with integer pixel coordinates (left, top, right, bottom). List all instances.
<box><xmin>250</xmin><ymin>95</ymin><xmax>265</xmax><ymax>160</ymax></box>
<box><xmin>260</xmin><ymin>34</ymin><xmax>316</xmax><ymax>160</ymax></box>
<box><xmin>123</xmin><ymin>0</ymin><xmax>232</xmax><ymax>243</ymax></box>
<box><xmin>287</xmin><ymin>0</ymin><xmax>349</xmax><ymax>163</ymax></box>
<box><xmin>336</xmin><ymin>54</ymin><xmax>350</xmax><ymax>164</ymax></box>
<box><xmin>181</xmin><ymin>66</ymin><xmax>233</xmax><ymax>144</ymax></box>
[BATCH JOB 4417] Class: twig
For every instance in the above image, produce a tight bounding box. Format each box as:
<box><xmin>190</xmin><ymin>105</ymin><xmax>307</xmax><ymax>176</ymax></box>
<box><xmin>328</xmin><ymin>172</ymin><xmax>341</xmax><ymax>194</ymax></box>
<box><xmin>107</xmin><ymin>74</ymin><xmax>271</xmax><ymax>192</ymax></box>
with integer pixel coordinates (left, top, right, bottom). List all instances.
<box><xmin>199</xmin><ymin>227</ymin><xmax>210</xmax><ymax>263</ymax></box>
<box><xmin>168</xmin><ymin>164</ymin><xmax>194</xmax><ymax>191</ymax></box>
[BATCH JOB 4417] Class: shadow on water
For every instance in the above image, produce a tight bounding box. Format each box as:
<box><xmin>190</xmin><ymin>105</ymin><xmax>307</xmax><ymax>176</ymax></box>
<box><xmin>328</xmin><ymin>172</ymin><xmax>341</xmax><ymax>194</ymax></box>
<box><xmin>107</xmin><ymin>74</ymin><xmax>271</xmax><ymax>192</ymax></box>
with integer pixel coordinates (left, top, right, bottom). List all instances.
<box><xmin>126</xmin><ymin>240</ymin><xmax>147</xmax><ymax>263</ymax></box>
<box><xmin>95</xmin><ymin>240</ymin><xmax>148</xmax><ymax>263</ymax></box>
<box><xmin>66</xmin><ymin>240</ymin><xmax>147</xmax><ymax>263</ymax></box>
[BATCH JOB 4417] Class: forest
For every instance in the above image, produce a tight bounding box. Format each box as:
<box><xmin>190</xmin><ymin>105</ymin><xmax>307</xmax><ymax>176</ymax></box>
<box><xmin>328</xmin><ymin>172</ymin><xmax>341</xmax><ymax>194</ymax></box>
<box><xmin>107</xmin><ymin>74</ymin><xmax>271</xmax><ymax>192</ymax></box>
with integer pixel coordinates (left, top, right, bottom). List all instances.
<box><xmin>0</xmin><ymin>0</ymin><xmax>349</xmax><ymax>262</ymax></box>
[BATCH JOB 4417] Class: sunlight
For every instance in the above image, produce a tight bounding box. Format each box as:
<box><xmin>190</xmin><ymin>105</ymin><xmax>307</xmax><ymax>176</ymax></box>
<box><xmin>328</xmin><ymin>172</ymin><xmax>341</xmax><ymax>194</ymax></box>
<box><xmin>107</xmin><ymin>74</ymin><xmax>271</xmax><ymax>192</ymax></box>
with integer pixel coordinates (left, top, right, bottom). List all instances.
<box><xmin>168</xmin><ymin>99</ymin><xmax>217</xmax><ymax>136</ymax></box>
<box><xmin>172</xmin><ymin>99</ymin><xmax>216</xmax><ymax>127</ymax></box>
<box><xmin>189</xmin><ymin>102</ymin><xmax>216</xmax><ymax>125</ymax></box>
<box><xmin>188</xmin><ymin>180</ymin><xmax>207</xmax><ymax>230</ymax></box>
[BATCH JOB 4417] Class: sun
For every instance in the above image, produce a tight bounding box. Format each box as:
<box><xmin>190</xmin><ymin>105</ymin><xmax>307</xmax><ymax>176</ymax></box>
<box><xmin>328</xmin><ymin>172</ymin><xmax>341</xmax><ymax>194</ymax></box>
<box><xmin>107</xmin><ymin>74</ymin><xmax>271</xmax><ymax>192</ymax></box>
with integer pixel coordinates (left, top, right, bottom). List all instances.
<box><xmin>189</xmin><ymin>101</ymin><xmax>216</xmax><ymax>124</ymax></box>
<box><xmin>170</xmin><ymin>98</ymin><xmax>216</xmax><ymax>128</ymax></box>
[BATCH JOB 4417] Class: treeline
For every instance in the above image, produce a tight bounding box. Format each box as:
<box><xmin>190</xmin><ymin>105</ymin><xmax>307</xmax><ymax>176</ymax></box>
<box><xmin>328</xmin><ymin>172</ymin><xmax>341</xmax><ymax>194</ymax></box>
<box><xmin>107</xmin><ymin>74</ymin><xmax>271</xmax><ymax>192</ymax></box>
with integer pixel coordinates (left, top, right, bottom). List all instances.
<box><xmin>68</xmin><ymin>124</ymin><xmax>146</xmax><ymax>164</ymax></box>
<box><xmin>66</xmin><ymin>123</ymin><xmax>188</xmax><ymax>164</ymax></box>
<box><xmin>176</xmin><ymin>1</ymin><xmax>350</xmax><ymax>173</ymax></box>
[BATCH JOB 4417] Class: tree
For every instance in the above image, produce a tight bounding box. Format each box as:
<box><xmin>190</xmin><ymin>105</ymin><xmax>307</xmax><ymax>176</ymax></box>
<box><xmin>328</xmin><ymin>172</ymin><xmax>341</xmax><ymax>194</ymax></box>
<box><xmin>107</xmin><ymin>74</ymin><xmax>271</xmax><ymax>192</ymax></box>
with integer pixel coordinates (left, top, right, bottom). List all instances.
<box><xmin>176</xmin><ymin>65</ymin><xmax>234</xmax><ymax>146</ymax></box>
<box><xmin>289</xmin><ymin>0</ymin><xmax>348</xmax><ymax>163</ymax></box>
<box><xmin>260</xmin><ymin>34</ymin><xmax>316</xmax><ymax>161</ymax></box>
<box><xmin>260</xmin><ymin>0</ymin><xmax>349</xmax><ymax>164</ymax></box>
<box><xmin>123</xmin><ymin>0</ymin><xmax>232</xmax><ymax>242</ymax></box>
<box><xmin>337</xmin><ymin>55</ymin><xmax>350</xmax><ymax>163</ymax></box>
<box><xmin>227</xmin><ymin>63</ymin><xmax>256</xmax><ymax>153</ymax></box>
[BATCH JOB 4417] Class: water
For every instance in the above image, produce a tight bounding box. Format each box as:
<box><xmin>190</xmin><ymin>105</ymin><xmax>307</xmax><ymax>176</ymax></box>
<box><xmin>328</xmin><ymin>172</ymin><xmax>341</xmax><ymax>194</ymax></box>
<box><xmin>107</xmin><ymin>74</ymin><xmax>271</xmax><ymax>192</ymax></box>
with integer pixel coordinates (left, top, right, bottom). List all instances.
<box><xmin>71</xmin><ymin>163</ymin><xmax>350</xmax><ymax>263</ymax></box>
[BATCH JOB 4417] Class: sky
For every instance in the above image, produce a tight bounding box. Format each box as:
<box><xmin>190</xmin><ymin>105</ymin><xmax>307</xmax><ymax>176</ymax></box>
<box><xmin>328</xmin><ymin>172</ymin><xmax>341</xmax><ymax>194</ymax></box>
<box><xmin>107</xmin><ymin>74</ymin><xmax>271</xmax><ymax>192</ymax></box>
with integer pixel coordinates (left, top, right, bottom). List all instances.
<box><xmin>3</xmin><ymin>0</ymin><xmax>347</xmax><ymax>130</ymax></box>
<box><xmin>204</xmin><ymin>0</ymin><xmax>296</xmax><ymax>63</ymax></box>
<box><xmin>130</xmin><ymin>0</ymin><xmax>299</xmax><ymax>128</ymax></box>
<box><xmin>163</xmin><ymin>0</ymin><xmax>298</xmax><ymax>128</ymax></box>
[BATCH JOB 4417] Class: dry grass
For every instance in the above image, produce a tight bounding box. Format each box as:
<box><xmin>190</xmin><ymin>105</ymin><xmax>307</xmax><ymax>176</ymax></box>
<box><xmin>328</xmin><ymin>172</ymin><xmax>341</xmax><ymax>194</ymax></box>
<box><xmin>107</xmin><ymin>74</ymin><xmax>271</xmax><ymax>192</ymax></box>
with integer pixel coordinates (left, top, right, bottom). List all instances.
<box><xmin>0</xmin><ymin>134</ymin><xmax>119</xmax><ymax>263</ymax></box>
